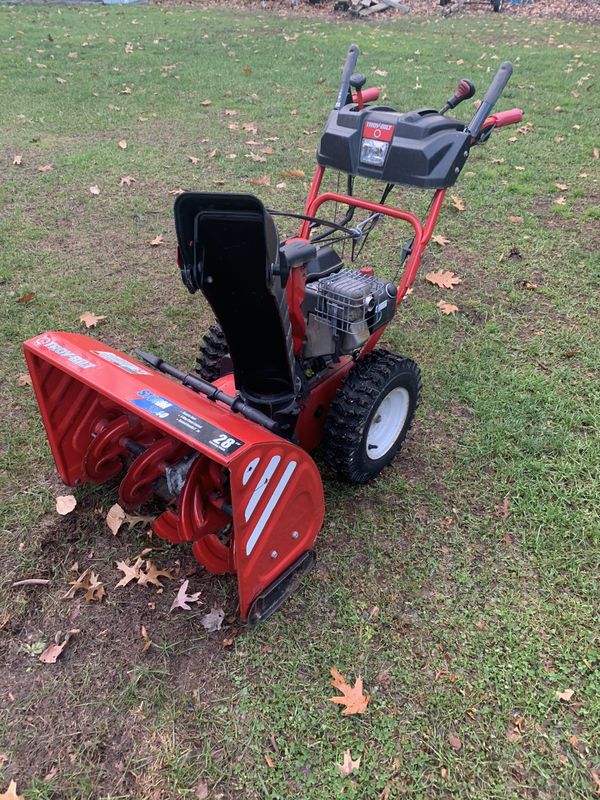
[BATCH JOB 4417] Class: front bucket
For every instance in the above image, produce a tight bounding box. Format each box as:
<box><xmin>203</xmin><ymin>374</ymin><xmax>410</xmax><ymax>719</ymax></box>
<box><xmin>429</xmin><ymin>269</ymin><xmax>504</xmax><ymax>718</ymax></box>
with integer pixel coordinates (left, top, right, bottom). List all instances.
<box><xmin>24</xmin><ymin>332</ymin><xmax>325</xmax><ymax>620</ymax></box>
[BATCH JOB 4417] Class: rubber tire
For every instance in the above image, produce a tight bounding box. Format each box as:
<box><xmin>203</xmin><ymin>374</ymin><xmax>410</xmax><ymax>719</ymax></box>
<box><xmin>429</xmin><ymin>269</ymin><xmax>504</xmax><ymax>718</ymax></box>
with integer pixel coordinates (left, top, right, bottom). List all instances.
<box><xmin>195</xmin><ymin>324</ymin><xmax>230</xmax><ymax>383</ymax></box>
<box><xmin>322</xmin><ymin>350</ymin><xmax>421</xmax><ymax>485</ymax></box>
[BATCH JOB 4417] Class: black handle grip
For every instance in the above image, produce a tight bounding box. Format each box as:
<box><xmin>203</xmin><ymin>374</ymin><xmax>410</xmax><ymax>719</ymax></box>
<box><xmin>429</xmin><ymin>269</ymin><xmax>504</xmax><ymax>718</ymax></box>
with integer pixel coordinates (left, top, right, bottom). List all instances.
<box><xmin>467</xmin><ymin>61</ymin><xmax>513</xmax><ymax>138</ymax></box>
<box><xmin>335</xmin><ymin>44</ymin><xmax>360</xmax><ymax>111</ymax></box>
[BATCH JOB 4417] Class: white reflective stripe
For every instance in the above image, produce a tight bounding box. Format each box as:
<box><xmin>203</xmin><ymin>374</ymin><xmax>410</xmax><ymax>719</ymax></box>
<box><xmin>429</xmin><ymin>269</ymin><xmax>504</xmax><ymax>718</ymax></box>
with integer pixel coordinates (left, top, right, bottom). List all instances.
<box><xmin>246</xmin><ymin>461</ymin><xmax>297</xmax><ymax>556</ymax></box>
<box><xmin>244</xmin><ymin>455</ymin><xmax>281</xmax><ymax>522</ymax></box>
<box><xmin>242</xmin><ymin>457</ymin><xmax>260</xmax><ymax>486</ymax></box>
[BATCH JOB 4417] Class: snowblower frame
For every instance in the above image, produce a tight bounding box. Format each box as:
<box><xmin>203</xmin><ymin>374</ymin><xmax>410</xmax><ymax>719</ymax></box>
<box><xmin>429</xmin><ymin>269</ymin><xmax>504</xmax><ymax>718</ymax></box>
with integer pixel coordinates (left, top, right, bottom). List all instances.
<box><xmin>24</xmin><ymin>45</ymin><xmax>523</xmax><ymax>623</ymax></box>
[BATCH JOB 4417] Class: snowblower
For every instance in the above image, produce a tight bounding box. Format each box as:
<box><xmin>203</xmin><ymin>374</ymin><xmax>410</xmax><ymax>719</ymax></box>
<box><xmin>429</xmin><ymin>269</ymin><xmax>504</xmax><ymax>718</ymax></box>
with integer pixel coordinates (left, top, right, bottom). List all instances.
<box><xmin>24</xmin><ymin>45</ymin><xmax>522</xmax><ymax>623</ymax></box>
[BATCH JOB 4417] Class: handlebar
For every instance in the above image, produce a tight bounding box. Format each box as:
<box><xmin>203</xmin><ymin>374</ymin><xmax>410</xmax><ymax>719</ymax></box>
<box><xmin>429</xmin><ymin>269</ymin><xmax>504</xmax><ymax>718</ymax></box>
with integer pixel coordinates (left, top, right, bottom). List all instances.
<box><xmin>335</xmin><ymin>44</ymin><xmax>360</xmax><ymax>111</ymax></box>
<box><xmin>484</xmin><ymin>107</ymin><xmax>523</xmax><ymax>129</ymax></box>
<box><xmin>467</xmin><ymin>61</ymin><xmax>514</xmax><ymax>138</ymax></box>
<box><xmin>353</xmin><ymin>87</ymin><xmax>380</xmax><ymax>105</ymax></box>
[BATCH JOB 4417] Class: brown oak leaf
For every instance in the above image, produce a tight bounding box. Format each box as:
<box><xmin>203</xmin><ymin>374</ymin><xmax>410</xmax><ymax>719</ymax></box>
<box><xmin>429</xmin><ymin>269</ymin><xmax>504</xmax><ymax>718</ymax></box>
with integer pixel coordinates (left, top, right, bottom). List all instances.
<box><xmin>329</xmin><ymin>668</ymin><xmax>370</xmax><ymax>715</ymax></box>
<box><xmin>437</xmin><ymin>300</ymin><xmax>459</xmax><ymax>315</ymax></box>
<box><xmin>170</xmin><ymin>579</ymin><xmax>201</xmax><ymax>612</ymax></box>
<box><xmin>337</xmin><ymin>749</ymin><xmax>361</xmax><ymax>777</ymax></box>
<box><xmin>425</xmin><ymin>270</ymin><xmax>462</xmax><ymax>290</ymax></box>
<box><xmin>79</xmin><ymin>311</ymin><xmax>106</xmax><ymax>328</ymax></box>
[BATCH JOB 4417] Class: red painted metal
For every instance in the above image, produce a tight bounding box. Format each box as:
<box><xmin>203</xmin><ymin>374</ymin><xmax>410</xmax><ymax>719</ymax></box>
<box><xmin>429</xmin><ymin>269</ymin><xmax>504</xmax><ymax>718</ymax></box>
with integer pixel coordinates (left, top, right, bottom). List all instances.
<box><xmin>284</xmin><ymin>237</ymin><xmax>311</xmax><ymax>355</ymax></box>
<box><xmin>23</xmin><ymin>332</ymin><xmax>324</xmax><ymax>622</ymax></box>
<box><xmin>118</xmin><ymin>437</ymin><xmax>190</xmax><ymax>509</ymax></box>
<box><xmin>295</xmin><ymin>357</ymin><xmax>354</xmax><ymax>452</ymax></box>
<box><xmin>300</xmin><ymin>166</ymin><xmax>325</xmax><ymax>239</ymax></box>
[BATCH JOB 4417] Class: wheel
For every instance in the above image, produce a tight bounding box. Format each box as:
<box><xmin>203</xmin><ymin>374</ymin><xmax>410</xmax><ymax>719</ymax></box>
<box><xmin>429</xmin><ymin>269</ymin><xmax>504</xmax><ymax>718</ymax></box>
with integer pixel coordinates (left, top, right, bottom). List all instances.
<box><xmin>322</xmin><ymin>350</ymin><xmax>421</xmax><ymax>485</ymax></box>
<box><xmin>493</xmin><ymin>0</ymin><xmax>503</xmax><ymax>11</ymax></box>
<box><xmin>195</xmin><ymin>324</ymin><xmax>230</xmax><ymax>383</ymax></box>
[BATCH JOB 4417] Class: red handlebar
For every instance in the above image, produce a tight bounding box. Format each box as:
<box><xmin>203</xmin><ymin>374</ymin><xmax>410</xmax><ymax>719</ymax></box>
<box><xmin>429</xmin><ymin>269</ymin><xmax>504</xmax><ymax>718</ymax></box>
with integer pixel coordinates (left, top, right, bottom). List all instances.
<box><xmin>485</xmin><ymin>108</ymin><xmax>523</xmax><ymax>128</ymax></box>
<box><xmin>352</xmin><ymin>87</ymin><xmax>380</xmax><ymax>105</ymax></box>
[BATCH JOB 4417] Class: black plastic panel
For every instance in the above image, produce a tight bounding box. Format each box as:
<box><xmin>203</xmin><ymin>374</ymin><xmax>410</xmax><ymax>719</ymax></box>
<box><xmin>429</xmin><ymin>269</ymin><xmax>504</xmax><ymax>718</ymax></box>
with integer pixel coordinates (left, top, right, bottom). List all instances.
<box><xmin>317</xmin><ymin>105</ymin><xmax>472</xmax><ymax>189</ymax></box>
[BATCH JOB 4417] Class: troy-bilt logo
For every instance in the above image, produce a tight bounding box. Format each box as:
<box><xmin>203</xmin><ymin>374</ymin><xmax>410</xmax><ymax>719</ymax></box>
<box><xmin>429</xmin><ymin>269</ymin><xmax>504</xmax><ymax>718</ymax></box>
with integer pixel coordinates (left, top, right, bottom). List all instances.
<box><xmin>35</xmin><ymin>335</ymin><xmax>96</xmax><ymax>370</ymax></box>
<box><xmin>363</xmin><ymin>120</ymin><xmax>394</xmax><ymax>142</ymax></box>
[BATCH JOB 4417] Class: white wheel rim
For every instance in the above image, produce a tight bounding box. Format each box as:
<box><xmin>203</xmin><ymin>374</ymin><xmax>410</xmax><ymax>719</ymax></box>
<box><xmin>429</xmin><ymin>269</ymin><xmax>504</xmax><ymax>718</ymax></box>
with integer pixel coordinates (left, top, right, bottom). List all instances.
<box><xmin>365</xmin><ymin>387</ymin><xmax>410</xmax><ymax>461</ymax></box>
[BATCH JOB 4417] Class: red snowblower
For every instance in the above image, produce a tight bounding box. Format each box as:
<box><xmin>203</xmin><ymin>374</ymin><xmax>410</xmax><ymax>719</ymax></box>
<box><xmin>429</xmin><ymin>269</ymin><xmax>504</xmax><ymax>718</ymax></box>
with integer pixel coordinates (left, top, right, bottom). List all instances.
<box><xmin>24</xmin><ymin>46</ymin><xmax>522</xmax><ymax>623</ymax></box>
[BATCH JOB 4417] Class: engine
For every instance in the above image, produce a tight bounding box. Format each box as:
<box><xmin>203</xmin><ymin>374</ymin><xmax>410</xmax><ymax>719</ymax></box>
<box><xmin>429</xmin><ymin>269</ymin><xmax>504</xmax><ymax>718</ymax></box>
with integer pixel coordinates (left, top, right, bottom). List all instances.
<box><xmin>303</xmin><ymin>268</ymin><xmax>397</xmax><ymax>359</ymax></box>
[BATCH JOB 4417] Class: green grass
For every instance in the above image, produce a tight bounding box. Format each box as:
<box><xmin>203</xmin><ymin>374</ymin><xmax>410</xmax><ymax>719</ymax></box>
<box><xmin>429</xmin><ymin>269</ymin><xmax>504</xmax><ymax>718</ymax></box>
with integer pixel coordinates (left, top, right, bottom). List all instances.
<box><xmin>0</xmin><ymin>4</ymin><xmax>599</xmax><ymax>799</ymax></box>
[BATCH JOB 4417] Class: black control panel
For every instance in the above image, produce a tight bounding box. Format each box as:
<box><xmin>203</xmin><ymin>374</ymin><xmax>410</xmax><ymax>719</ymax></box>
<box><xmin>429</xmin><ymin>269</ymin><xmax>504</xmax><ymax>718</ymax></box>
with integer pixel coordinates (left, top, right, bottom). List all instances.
<box><xmin>317</xmin><ymin>105</ymin><xmax>472</xmax><ymax>189</ymax></box>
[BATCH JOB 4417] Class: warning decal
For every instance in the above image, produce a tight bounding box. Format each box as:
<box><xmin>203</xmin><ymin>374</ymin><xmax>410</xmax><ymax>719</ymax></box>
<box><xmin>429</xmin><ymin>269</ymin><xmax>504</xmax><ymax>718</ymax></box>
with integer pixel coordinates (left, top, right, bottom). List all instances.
<box><xmin>129</xmin><ymin>390</ymin><xmax>245</xmax><ymax>455</ymax></box>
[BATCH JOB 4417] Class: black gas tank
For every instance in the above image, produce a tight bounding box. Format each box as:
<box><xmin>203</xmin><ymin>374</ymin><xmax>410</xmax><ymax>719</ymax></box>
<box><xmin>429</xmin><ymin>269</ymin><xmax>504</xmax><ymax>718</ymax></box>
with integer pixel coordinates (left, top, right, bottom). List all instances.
<box><xmin>317</xmin><ymin>104</ymin><xmax>471</xmax><ymax>189</ymax></box>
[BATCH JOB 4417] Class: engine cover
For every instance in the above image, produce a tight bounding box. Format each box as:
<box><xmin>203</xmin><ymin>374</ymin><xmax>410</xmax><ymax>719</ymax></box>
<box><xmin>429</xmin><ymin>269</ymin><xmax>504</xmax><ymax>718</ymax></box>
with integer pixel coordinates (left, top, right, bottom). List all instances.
<box><xmin>303</xmin><ymin>269</ymin><xmax>397</xmax><ymax>358</ymax></box>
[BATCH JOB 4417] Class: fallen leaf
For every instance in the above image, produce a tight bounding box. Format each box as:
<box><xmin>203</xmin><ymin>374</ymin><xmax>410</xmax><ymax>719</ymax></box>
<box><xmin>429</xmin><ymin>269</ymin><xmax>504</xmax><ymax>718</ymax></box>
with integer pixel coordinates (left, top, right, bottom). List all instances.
<box><xmin>425</xmin><ymin>270</ymin><xmax>462</xmax><ymax>290</ymax></box>
<box><xmin>149</xmin><ymin>235</ymin><xmax>164</xmax><ymax>247</ymax></box>
<box><xmin>120</xmin><ymin>175</ymin><xmax>136</xmax><ymax>187</ymax></box>
<box><xmin>276</xmin><ymin>182</ymin><xmax>287</xmax><ymax>189</ymax></box>
<box><xmin>17</xmin><ymin>291</ymin><xmax>36</xmax><ymax>303</ymax></box>
<box><xmin>39</xmin><ymin>629</ymin><xmax>79</xmax><ymax>663</ymax></box>
<box><xmin>330</xmin><ymin>668</ymin><xmax>370</xmax><ymax>715</ymax></box>
<box><xmin>199</xmin><ymin>99</ymin><xmax>212</xmax><ymax>106</ymax></box>
<box><xmin>447</xmin><ymin>733</ymin><xmax>462</xmax><ymax>751</ymax></box>
<box><xmin>188</xmin><ymin>155</ymin><xmax>199</xmax><ymax>164</ymax></box>
<box><xmin>224</xmin><ymin>109</ymin><xmax>238</xmax><ymax>116</ymax></box>
<box><xmin>504</xmin><ymin>532</ymin><xmax>513</xmax><ymax>546</ymax></box>
<box><xmin>195</xmin><ymin>780</ymin><xmax>209</xmax><ymax>800</ymax></box>
<box><xmin>201</xmin><ymin>607</ymin><xmax>225</xmax><ymax>632</ymax></box>
<box><xmin>118</xmin><ymin>139</ymin><xmax>127</xmax><ymax>150</ymax></box>
<box><xmin>170</xmin><ymin>579</ymin><xmax>201</xmax><ymax>612</ymax></box>
<box><xmin>593</xmin><ymin>147</ymin><xmax>599</xmax><ymax>160</ymax></box>
<box><xmin>514</xmin><ymin>166</ymin><xmax>525</xmax><ymax>171</ymax></box>
<box><xmin>124</xmin><ymin>513</ymin><xmax>155</xmax><ymax>529</ymax></box>
<box><xmin>115</xmin><ymin>558</ymin><xmax>144</xmax><ymax>588</ymax></box>
<box><xmin>37</xmin><ymin>164</ymin><xmax>53</xmax><ymax>173</ymax></box>
<box><xmin>0</xmin><ymin>780</ymin><xmax>24</xmax><ymax>800</ymax></box>
<box><xmin>56</xmin><ymin>495</ymin><xmax>77</xmax><ymax>515</ymax></box>
<box><xmin>140</xmin><ymin>625</ymin><xmax>153</xmax><ymax>652</ymax></box>
<box><xmin>264</xmin><ymin>754</ymin><xmax>275</xmax><ymax>768</ymax></box>
<box><xmin>245</xmin><ymin>153</ymin><xmax>266</xmax><ymax>163</ymax></box>
<box><xmin>13</xmin><ymin>155</ymin><xmax>22</xmax><ymax>165</ymax></box>
<box><xmin>261</xmin><ymin>146</ymin><xmax>274</xmax><ymax>155</ymax></box>
<box><xmin>555</xmin><ymin>182</ymin><xmax>568</xmax><ymax>190</ymax></box>
<box><xmin>432</xmin><ymin>234</ymin><xmax>450</xmax><ymax>246</ymax></box>
<box><xmin>281</xmin><ymin>169</ymin><xmax>306</xmax><ymax>179</ymax></box>
<box><xmin>437</xmin><ymin>300</ymin><xmax>459</xmax><ymax>316</ymax></box>
<box><xmin>121</xmin><ymin>86</ymin><xmax>132</xmax><ymax>95</ymax></box>
<box><xmin>83</xmin><ymin>571</ymin><xmax>105</xmax><ymax>602</ymax></box>
<box><xmin>373</xmin><ymin>68</ymin><xmax>388</xmax><ymax>77</ymax></box>
<box><xmin>89</xmin><ymin>185</ymin><xmax>100</xmax><ymax>195</ymax></box>
<box><xmin>63</xmin><ymin>568</ymin><xmax>91</xmax><ymax>599</ymax></box>
<box><xmin>56</xmin><ymin>76</ymin><xmax>66</xmax><ymax>84</ymax></box>
<box><xmin>137</xmin><ymin>560</ymin><xmax>173</xmax><ymax>588</ymax></box>
<box><xmin>242</xmin><ymin>121</ymin><xmax>257</xmax><ymax>132</ymax></box>
<box><xmin>556</xmin><ymin>688</ymin><xmax>574</xmax><ymax>701</ymax></box>
<box><xmin>106</xmin><ymin>503</ymin><xmax>126</xmax><ymax>535</ymax></box>
<box><xmin>554</xmin><ymin>197</ymin><xmax>567</xmax><ymax>205</ymax></box>
<box><xmin>337</xmin><ymin>749</ymin><xmax>361</xmax><ymax>777</ymax></box>
<box><xmin>450</xmin><ymin>195</ymin><xmax>465</xmax><ymax>211</ymax></box>
<box><xmin>495</xmin><ymin>498</ymin><xmax>510</xmax><ymax>519</ymax></box>
<box><xmin>17</xmin><ymin>374</ymin><xmax>32</xmax><ymax>387</ymax></box>
<box><xmin>243</xmin><ymin>66</ymin><xmax>252</xmax><ymax>74</ymax></box>
<box><xmin>522</xmin><ymin>281</ymin><xmax>538</xmax><ymax>290</ymax></box>
<box><xmin>251</xmin><ymin>175</ymin><xmax>270</xmax><ymax>186</ymax></box>
<box><xmin>79</xmin><ymin>311</ymin><xmax>106</xmax><ymax>328</ymax></box>
<box><xmin>508</xmin><ymin>216</ymin><xmax>523</xmax><ymax>224</ymax></box>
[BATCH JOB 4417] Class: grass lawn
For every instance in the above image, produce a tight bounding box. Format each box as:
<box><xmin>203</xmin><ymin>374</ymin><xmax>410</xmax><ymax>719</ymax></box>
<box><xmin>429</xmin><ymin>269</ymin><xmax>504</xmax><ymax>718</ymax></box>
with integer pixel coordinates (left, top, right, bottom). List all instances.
<box><xmin>0</xmin><ymin>3</ymin><xmax>599</xmax><ymax>798</ymax></box>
